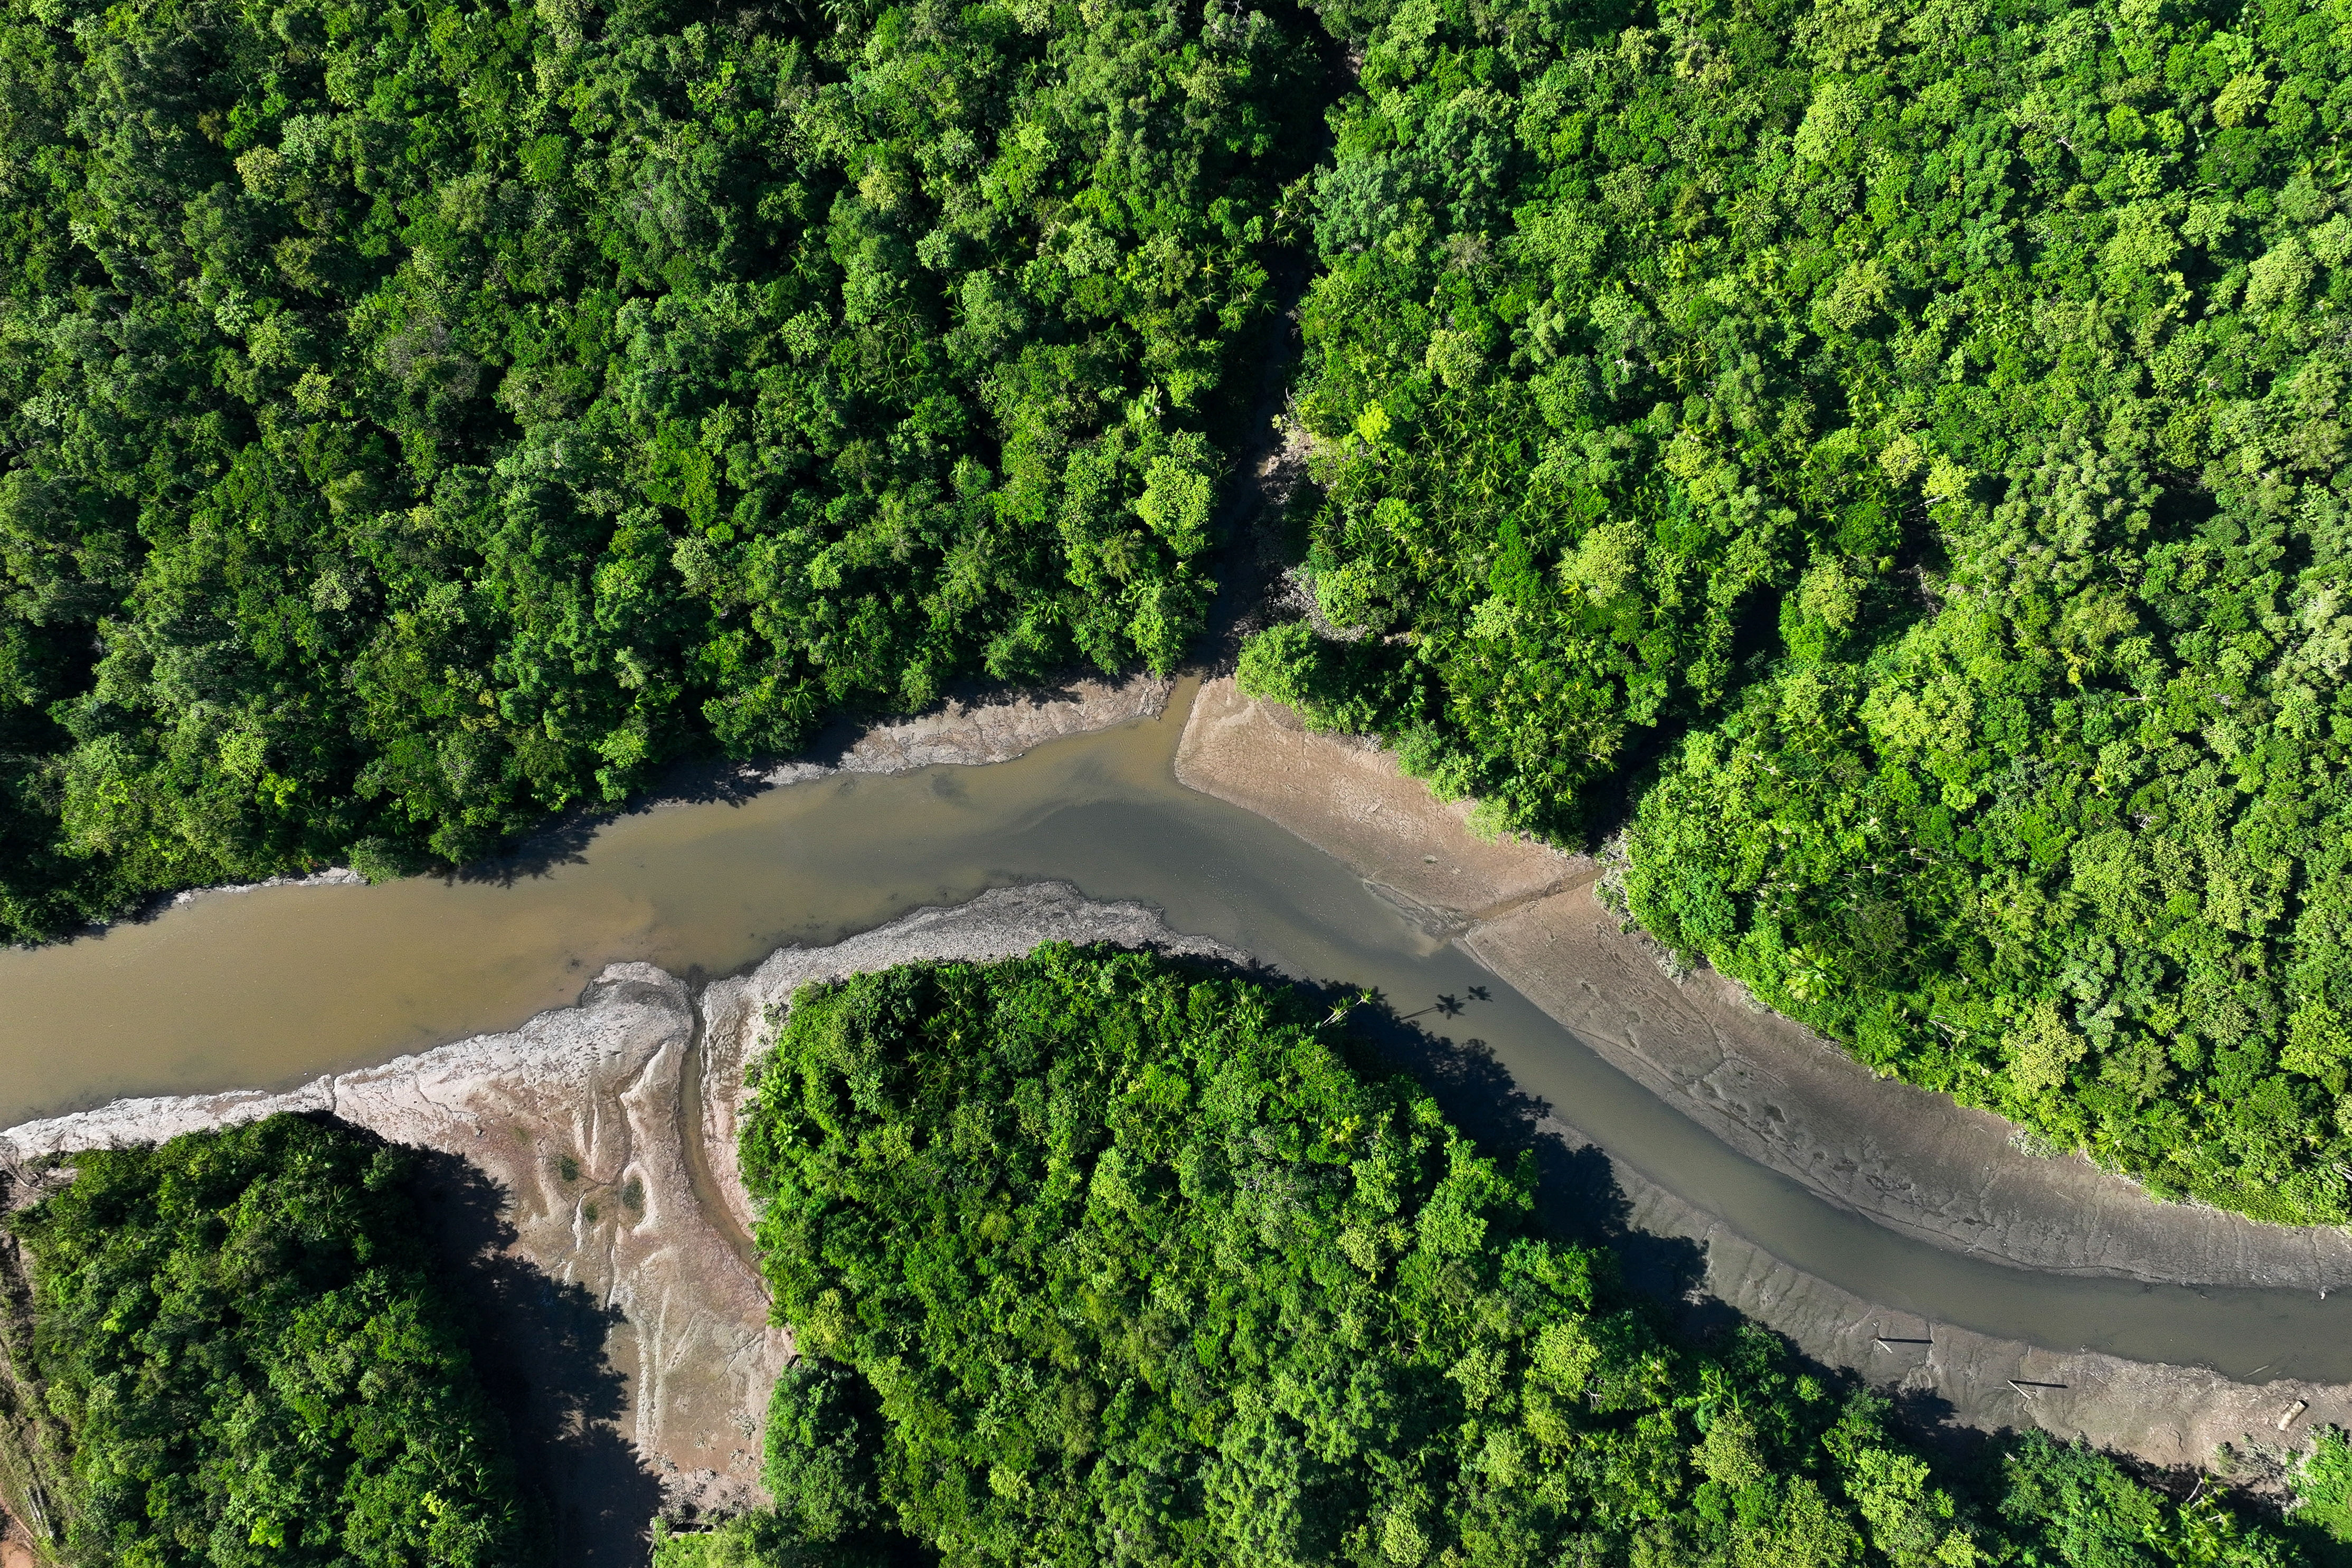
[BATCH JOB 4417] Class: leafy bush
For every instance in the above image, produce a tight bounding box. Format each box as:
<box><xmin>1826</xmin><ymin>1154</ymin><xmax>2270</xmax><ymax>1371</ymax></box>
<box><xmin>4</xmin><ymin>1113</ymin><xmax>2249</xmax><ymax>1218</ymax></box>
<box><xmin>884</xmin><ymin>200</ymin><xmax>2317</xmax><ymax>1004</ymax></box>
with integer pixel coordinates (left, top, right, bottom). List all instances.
<box><xmin>728</xmin><ymin>946</ymin><xmax>2290</xmax><ymax>1565</ymax></box>
<box><xmin>651</xmin><ymin>1508</ymin><xmax>903</xmax><ymax>1568</ymax></box>
<box><xmin>1249</xmin><ymin>0</ymin><xmax>2352</xmax><ymax>1222</ymax></box>
<box><xmin>8</xmin><ymin>1113</ymin><xmax>525</xmax><ymax>1567</ymax></box>
<box><xmin>2292</xmin><ymin>1427</ymin><xmax>2352</xmax><ymax>1553</ymax></box>
<box><xmin>0</xmin><ymin>0</ymin><xmax>1325</xmax><ymax>940</ymax></box>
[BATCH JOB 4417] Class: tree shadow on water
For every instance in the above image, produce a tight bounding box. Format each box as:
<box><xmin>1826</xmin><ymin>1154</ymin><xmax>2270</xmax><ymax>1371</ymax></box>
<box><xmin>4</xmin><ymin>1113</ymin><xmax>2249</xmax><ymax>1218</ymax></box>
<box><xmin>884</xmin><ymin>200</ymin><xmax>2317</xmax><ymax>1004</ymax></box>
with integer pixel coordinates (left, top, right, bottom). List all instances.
<box><xmin>406</xmin><ymin>1148</ymin><xmax>664</xmax><ymax>1568</ymax></box>
<box><xmin>1324</xmin><ymin>990</ymin><xmax>1713</xmax><ymax>1311</ymax></box>
<box><xmin>1306</xmin><ymin>993</ymin><xmax>2030</xmax><ymax>1465</ymax></box>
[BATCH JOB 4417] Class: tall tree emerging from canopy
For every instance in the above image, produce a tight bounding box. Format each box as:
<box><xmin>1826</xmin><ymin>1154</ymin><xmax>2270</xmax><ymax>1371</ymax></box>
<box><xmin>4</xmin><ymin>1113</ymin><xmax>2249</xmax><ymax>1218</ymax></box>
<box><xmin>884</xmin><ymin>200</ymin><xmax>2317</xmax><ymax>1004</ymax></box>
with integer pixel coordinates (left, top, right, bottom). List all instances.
<box><xmin>7</xmin><ymin>1114</ymin><xmax>527</xmax><ymax>1566</ymax></box>
<box><xmin>723</xmin><ymin>946</ymin><xmax>2303</xmax><ymax>1566</ymax></box>
<box><xmin>1244</xmin><ymin>0</ymin><xmax>2352</xmax><ymax>1223</ymax></box>
<box><xmin>0</xmin><ymin>0</ymin><xmax>1325</xmax><ymax>939</ymax></box>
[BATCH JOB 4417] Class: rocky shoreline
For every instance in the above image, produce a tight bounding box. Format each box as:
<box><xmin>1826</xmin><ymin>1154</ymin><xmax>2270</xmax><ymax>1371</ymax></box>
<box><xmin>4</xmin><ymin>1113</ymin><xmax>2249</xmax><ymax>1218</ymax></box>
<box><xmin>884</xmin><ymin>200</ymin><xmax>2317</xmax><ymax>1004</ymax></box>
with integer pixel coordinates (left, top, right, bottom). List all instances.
<box><xmin>1175</xmin><ymin>675</ymin><xmax>2352</xmax><ymax>1469</ymax></box>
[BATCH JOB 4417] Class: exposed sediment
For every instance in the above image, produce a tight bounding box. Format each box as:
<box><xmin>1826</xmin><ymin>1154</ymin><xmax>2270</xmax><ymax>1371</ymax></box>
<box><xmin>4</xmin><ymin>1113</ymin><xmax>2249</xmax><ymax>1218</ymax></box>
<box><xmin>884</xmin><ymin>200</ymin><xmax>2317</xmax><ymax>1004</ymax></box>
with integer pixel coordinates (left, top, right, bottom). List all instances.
<box><xmin>0</xmin><ymin>882</ymin><xmax>1235</xmax><ymax>1541</ymax></box>
<box><xmin>20</xmin><ymin>666</ymin><xmax>2352</xmax><ymax>1497</ymax></box>
<box><xmin>3</xmin><ymin>961</ymin><xmax>778</xmax><ymax>1532</ymax></box>
<box><xmin>1169</xmin><ymin>672</ymin><xmax>1581</xmax><ymax>930</ymax></box>
<box><xmin>1174</xmin><ymin>675</ymin><xmax>2352</xmax><ymax>1290</ymax></box>
<box><xmin>1554</xmin><ymin>1113</ymin><xmax>2352</xmax><ymax>1470</ymax></box>
<box><xmin>1174</xmin><ymin>674</ymin><xmax>2352</xmax><ymax>1467</ymax></box>
<box><xmin>749</xmin><ymin>672</ymin><xmax>1174</xmax><ymax>787</ymax></box>
<box><xmin>1468</xmin><ymin>893</ymin><xmax>2352</xmax><ymax>1291</ymax></box>
<box><xmin>147</xmin><ymin>672</ymin><xmax>1174</xmax><ymax>920</ymax></box>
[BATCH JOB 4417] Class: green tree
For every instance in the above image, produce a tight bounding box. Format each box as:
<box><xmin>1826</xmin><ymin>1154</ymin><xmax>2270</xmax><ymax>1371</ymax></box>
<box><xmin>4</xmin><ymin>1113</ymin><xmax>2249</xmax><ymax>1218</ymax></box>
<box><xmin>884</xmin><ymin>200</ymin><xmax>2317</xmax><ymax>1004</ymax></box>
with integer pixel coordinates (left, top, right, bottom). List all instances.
<box><xmin>0</xmin><ymin>0</ymin><xmax>1329</xmax><ymax>940</ymax></box>
<box><xmin>1243</xmin><ymin>0</ymin><xmax>2352</xmax><ymax>1226</ymax></box>
<box><xmin>709</xmin><ymin>947</ymin><xmax>2288</xmax><ymax>1566</ymax></box>
<box><xmin>9</xmin><ymin>1114</ymin><xmax>526</xmax><ymax>1567</ymax></box>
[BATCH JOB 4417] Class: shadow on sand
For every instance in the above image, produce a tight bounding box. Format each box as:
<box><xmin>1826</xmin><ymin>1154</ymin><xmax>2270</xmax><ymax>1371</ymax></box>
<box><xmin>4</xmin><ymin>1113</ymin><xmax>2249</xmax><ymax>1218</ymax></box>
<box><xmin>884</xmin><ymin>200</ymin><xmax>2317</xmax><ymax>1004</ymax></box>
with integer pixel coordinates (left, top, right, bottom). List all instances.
<box><xmin>408</xmin><ymin>1147</ymin><xmax>664</xmax><ymax>1567</ymax></box>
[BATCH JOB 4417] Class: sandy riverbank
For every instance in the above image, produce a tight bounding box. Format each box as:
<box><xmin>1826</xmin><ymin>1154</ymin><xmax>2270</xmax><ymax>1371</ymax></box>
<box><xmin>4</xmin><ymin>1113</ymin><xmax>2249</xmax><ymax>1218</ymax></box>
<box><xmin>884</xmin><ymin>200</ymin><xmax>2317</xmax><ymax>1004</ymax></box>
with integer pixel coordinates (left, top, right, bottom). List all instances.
<box><xmin>1174</xmin><ymin>675</ymin><xmax>2352</xmax><ymax>1468</ymax></box>
<box><xmin>0</xmin><ymin>882</ymin><xmax>1235</xmax><ymax>1559</ymax></box>
<box><xmin>781</xmin><ymin>672</ymin><xmax>1174</xmax><ymax>779</ymax></box>
<box><xmin>3</xmin><ymin>962</ymin><xmax>774</xmax><ymax>1551</ymax></box>
<box><xmin>16</xmin><ymin>661</ymin><xmax>2350</xmax><ymax>1497</ymax></box>
<box><xmin>1567</xmin><ymin>1115</ymin><xmax>2351</xmax><ymax>1470</ymax></box>
<box><xmin>1174</xmin><ymin>675</ymin><xmax>2352</xmax><ymax>1289</ymax></box>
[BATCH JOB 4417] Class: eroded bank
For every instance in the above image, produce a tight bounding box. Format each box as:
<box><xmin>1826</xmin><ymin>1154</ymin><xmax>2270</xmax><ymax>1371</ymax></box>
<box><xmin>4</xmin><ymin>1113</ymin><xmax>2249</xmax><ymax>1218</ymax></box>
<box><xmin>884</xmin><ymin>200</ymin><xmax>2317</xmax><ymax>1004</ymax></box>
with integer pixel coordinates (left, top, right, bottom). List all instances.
<box><xmin>5</xmin><ymin>673</ymin><xmax>2352</xmax><ymax>1479</ymax></box>
<box><xmin>0</xmin><ymin>884</ymin><xmax>1235</xmax><ymax>1553</ymax></box>
<box><xmin>1174</xmin><ymin>676</ymin><xmax>2352</xmax><ymax>1465</ymax></box>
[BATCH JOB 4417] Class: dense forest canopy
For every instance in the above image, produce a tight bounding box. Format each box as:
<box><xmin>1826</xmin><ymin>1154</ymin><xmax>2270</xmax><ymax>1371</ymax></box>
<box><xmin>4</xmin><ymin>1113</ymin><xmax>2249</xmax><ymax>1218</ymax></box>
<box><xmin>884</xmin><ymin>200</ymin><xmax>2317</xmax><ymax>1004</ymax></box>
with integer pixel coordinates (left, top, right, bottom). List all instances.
<box><xmin>0</xmin><ymin>0</ymin><xmax>1324</xmax><ymax>940</ymax></box>
<box><xmin>12</xmin><ymin>0</ymin><xmax>2352</xmax><ymax>1543</ymax></box>
<box><xmin>702</xmin><ymin>946</ymin><xmax>2329</xmax><ymax>1567</ymax></box>
<box><xmin>4</xmin><ymin>1114</ymin><xmax>526</xmax><ymax>1566</ymax></box>
<box><xmin>6</xmin><ymin>0</ymin><xmax>2346</xmax><ymax>1236</ymax></box>
<box><xmin>1239</xmin><ymin>0</ymin><xmax>2352</xmax><ymax>1224</ymax></box>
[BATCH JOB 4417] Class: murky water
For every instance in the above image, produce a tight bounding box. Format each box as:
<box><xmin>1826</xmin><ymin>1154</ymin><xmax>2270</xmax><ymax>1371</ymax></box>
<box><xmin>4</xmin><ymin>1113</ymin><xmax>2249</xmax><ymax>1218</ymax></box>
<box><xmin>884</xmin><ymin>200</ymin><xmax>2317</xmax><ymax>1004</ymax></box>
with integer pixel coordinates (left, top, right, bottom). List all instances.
<box><xmin>5</xmin><ymin>682</ymin><xmax>2348</xmax><ymax>1380</ymax></box>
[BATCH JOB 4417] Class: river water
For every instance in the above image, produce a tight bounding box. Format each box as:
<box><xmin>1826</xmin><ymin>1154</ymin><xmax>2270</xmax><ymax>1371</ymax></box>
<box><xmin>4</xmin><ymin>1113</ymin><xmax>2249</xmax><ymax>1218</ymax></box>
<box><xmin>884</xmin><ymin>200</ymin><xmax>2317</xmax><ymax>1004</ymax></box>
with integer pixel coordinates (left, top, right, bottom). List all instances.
<box><xmin>4</xmin><ymin>682</ymin><xmax>2347</xmax><ymax>1381</ymax></box>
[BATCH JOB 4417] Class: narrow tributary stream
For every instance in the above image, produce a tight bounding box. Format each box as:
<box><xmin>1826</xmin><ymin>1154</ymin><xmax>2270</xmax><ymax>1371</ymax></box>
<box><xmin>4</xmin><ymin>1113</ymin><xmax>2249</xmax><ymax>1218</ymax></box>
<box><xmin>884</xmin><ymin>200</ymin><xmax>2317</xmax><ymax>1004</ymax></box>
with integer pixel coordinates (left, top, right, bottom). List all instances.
<box><xmin>5</xmin><ymin>682</ymin><xmax>2348</xmax><ymax>1382</ymax></box>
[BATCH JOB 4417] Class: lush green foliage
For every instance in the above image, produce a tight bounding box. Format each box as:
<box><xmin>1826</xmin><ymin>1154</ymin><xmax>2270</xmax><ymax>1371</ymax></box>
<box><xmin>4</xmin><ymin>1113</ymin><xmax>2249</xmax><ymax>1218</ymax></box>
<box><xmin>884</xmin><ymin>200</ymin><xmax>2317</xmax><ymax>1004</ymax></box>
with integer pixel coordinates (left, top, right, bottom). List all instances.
<box><xmin>0</xmin><ymin>0</ymin><xmax>1322</xmax><ymax>940</ymax></box>
<box><xmin>8</xmin><ymin>1113</ymin><xmax>525</xmax><ymax>1567</ymax></box>
<box><xmin>2291</xmin><ymin>1427</ymin><xmax>2352</xmax><ymax>1553</ymax></box>
<box><xmin>651</xmin><ymin>1359</ymin><xmax>917</xmax><ymax>1566</ymax></box>
<box><xmin>724</xmin><ymin>945</ymin><xmax>2294</xmax><ymax>1566</ymax></box>
<box><xmin>650</xmin><ymin>1501</ymin><xmax>898</xmax><ymax>1568</ymax></box>
<box><xmin>1241</xmin><ymin>0</ymin><xmax>2352</xmax><ymax>1222</ymax></box>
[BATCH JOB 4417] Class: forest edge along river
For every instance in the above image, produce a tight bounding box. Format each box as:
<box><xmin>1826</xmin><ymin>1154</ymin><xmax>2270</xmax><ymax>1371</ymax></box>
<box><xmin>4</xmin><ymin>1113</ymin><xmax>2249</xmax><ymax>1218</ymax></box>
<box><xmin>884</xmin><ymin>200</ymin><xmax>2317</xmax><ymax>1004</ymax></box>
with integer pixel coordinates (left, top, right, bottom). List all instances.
<box><xmin>5</xmin><ymin>672</ymin><xmax>2351</xmax><ymax>1471</ymax></box>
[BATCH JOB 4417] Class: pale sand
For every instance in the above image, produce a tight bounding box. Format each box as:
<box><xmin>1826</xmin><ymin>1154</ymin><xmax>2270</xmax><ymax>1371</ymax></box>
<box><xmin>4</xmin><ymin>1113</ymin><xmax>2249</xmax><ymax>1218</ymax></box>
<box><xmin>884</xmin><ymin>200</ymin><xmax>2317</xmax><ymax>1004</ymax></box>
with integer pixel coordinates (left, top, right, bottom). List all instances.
<box><xmin>1175</xmin><ymin>674</ymin><xmax>2352</xmax><ymax>1468</ymax></box>
<box><xmin>147</xmin><ymin>672</ymin><xmax>1175</xmax><ymax>916</ymax></box>
<box><xmin>749</xmin><ymin>672</ymin><xmax>1174</xmax><ymax>787</ymax></box>
<box><xmin>15</xmin><ymin>666</ymin><xmax>2345</xmax><ymax>1497</ymax></box>
<box><xmin>1572</xmin><ymin>1116</ymin><xmax>2352</xmax><ymax>1468</ymax></box>
<box><xmin>5</xmin><ymin>960</ymin><xmax>763</xmax><ymax>1539</ymax></box>
<box><xmin>1469</xmin><ymin>891</ymin><xmax>2352</xmax><ymax>1290</ymax></box>
<box><xmin>1168</xmin><ymin>673</ymin><xmax>1580</xmax><ymax>928</ymax></box>
<box><xmin>0</xmin><ymin>883</ymin><xmax>1237</xmax><ymax>1543</ymax></box>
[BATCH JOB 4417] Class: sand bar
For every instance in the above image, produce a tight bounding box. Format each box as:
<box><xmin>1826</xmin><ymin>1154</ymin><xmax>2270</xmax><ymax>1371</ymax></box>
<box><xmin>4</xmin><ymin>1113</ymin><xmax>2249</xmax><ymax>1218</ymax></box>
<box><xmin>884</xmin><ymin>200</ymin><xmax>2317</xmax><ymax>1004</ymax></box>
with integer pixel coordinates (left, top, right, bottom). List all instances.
<box><xmin>1175</xmin><ymin>674</ymin><xmax>2352</xmax><ymax>1467</ymax></box>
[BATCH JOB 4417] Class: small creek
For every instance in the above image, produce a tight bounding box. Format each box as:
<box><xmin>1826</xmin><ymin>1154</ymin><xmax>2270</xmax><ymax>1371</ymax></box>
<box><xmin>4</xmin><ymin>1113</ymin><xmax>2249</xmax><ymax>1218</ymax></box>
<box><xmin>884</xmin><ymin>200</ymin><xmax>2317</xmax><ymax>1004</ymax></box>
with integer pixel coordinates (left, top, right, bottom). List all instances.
<box><xmin>4</xmin><ymin>681</ymin><xmax>2348</xmax><ymax>1382</ymax></box>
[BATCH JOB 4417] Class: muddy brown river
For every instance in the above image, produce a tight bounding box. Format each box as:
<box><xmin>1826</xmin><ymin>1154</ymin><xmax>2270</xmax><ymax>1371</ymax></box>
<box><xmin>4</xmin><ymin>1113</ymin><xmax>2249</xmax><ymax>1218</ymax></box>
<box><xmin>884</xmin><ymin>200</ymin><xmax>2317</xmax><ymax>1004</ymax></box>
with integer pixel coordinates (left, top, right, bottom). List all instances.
<box><xmin>5</xmin><ymin>681</ymin><xmax>2348</xmax><ymax>1382</ymax></box>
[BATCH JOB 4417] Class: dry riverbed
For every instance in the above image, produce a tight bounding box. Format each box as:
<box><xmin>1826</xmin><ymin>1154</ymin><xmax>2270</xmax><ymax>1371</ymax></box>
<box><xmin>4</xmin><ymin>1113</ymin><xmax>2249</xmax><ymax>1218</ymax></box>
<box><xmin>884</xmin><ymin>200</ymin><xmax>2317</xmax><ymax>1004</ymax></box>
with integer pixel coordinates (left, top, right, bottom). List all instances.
<box><xmin>7</xmin><ymin>662</ymin><xmax>2343</xmax><ymax>1543</ymax></box>
<box><xmin>0</xmin><ymin>675</ymin><xmax>1191</xmax><ymax>1562</ymax></box>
